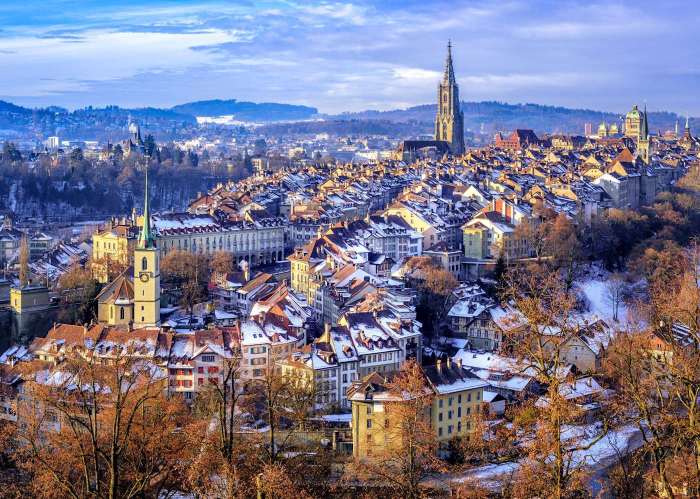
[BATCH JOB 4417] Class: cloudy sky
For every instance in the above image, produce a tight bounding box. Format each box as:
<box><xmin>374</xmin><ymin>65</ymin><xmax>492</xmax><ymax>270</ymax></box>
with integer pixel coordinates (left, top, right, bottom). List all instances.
<box><xmin>0</xmin><ymin>0</ymin><xmax>698</xmax><ymax>114</ymax></box>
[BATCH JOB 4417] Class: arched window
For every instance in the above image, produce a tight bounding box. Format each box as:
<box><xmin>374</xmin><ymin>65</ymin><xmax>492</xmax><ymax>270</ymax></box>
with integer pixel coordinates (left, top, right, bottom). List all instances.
<box><xmin>120</xmin><ymin>307</ymin><xmax>125</xmax><ymax>320</ymax></box>
<box><xmin>141</xmin><ymin>256</ymin><xmax>147</xmax><ymax>271</ymax></box>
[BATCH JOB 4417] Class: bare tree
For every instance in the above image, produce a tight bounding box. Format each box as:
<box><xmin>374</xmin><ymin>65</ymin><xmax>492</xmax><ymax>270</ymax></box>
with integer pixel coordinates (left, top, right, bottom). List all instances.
<box><xmin>605</xmin><ymin>272</ymin><xmax>628</xmax><ymax>322</ymax></box>
<box><xmin>13</xmin><ymin>350</ymin><xmax>190</xmax><ymax>499</ymax></box>
<box><xmin>502</xmin><ymin>263</ymin><xmax>606</xmax><ymax>498</ymax></box>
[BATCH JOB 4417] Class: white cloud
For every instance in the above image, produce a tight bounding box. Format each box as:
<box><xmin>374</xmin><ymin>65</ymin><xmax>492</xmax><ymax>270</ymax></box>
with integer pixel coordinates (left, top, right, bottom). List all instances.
<box><xmin>392</xmin><ymin>67</ymin><xmax>442</xmax><ymax>81</ymax></box>
<box><xmin>296</xmin><ymin>2</ymin><xmax>369</xmax><ymax>26</ymax></box>
<box><xmin>0</xmin><ymin>28</ymin><xmax>240</xmax><ymax>97</ymax></box>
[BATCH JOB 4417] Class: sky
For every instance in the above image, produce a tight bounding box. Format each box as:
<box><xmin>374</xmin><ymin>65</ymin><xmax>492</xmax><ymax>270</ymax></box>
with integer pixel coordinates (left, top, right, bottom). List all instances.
<box><xmin>0</xmin><ymin>0</ymin><xmax>698</xmax><ymax>115</ymax></box>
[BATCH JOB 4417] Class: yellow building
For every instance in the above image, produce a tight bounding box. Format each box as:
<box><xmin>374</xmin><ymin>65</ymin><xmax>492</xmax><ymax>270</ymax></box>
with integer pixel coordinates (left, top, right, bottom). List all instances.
<box><xmin>348</xmin><ymin>360</ymin><xmax>488</xmax><ymax>459</ymax></box>
<box><xmin>91</xmin><ymin>219</ymin><xmax>137</xmax><ymax>283</ymax></box>
<box><xmin>96</xmin><ymin>274</ymin><xmax>134</xmax><ymax>326</ymax></box>
<box><xmin>10</xmin><ymin>285</ymin><xmax>50</xmax><ymax>314</ymax></box>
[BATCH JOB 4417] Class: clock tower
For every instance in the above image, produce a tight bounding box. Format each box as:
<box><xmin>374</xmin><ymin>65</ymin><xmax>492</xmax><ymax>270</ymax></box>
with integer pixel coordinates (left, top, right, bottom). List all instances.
<box><xmin>133</xmin><ymin>167</ymin><xmax>160</xmax><ymax>327</ymax></box>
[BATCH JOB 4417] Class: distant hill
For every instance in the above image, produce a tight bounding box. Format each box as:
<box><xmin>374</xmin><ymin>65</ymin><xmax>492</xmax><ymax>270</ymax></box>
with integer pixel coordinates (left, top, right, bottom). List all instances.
<box><xmin>171</xmin><ymin>99</ymin><xmax>318</xmax><ymax>122</ymax></box>
<box><xmin>328</xmin><ymin>101</ymin><xmax>692</xmax><ymax>136</ymax></box>
<box><xmin>0</xmin><ymin>98</ymin><xmax>694</xmax><ymax>143</ymax></box>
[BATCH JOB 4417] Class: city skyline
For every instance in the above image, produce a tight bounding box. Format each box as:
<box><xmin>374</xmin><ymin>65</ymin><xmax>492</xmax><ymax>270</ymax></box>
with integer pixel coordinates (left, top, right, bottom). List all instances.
<box><xmin>0</xmin><ymin>0</ymin><xmax>698</xmax><ymax>115</ymax></box>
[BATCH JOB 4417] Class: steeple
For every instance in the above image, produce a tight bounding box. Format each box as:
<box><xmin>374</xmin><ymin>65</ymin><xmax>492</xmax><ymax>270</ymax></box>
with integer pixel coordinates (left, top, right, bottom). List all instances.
<box><xmin>443</xmin><ymin>40</ymin><xmax>455</xmax><ymax>84</ymax></box>
<box><xmin>138</xmin><ymin>167</ymin><xmax>155</xmax><ymax>249</ymax></box>
<box><xmin>641</xmin><ymin>104</ymin><xmax>649</xmax><ymax>140</ymax></box>
<box><xmin>435</xmin><ymin>40</ymin><xmax>464</xmax><ymax>155</ymax></box>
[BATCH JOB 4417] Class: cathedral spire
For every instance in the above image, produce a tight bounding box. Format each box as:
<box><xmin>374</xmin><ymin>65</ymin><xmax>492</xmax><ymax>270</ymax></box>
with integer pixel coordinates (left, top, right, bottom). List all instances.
<box><xmin>138</xmin><ymin>166</ymin><xmax>155</xmax><ymax>249</ymax></box>
<box><xmin>443</xmin><ymin>40</ymin><xmax>455</xmax><ymax>84</ymax></box>
<box><xmin>641</xmin><ymin>104</ymin><xmax>649</xmax><ymax>140</ymax></box>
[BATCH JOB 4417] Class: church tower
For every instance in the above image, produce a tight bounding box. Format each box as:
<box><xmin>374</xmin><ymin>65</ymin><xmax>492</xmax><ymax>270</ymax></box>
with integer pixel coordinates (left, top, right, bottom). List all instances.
<box><xmin>133</xmin><ymin>167</ymin><xmax>160</xmax><ymax>327</ymax></box>
<box><xmin>637</xmin><ymin>104</ymin><xmax>650</xmax><ymax>164</ymax></box>
<box><xmin>434</xmin><ymin>41</ymin><xmax>465</xmax><ymax>155</ymax></box>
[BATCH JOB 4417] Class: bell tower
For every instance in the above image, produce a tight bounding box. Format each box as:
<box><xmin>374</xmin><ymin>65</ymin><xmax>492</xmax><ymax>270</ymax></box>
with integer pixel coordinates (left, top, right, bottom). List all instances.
<box><xmin>434</xmin><ymin>41</ymin><xmax>465</xmax><ymax>155</ymax></box>
<box><xmin>133</xmin><ymin>166</ymin><xmax>160</xmax><ymax>327</ymax></box>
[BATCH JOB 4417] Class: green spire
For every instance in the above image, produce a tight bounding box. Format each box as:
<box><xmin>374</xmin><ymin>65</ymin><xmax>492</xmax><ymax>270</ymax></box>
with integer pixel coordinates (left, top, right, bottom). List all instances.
<box><xmin>138</xmin><ymin>166</ymin><xmax>155</xmax><ymax>248</ymax></box>
<box><xmin>641</xmin><ymin>104</ymin><xmax>649</xmax><ymax>140</ymax></box>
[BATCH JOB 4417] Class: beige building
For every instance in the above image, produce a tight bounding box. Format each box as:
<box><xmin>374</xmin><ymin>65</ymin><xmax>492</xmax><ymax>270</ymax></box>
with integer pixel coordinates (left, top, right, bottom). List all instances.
<box><xmin>348</xmin><ymin>360</ymin><xmax>488</xmax><ymax>459</ymax></box>
<box><xmin>10</xmin><ymin>285</ymin><xmax>50</xmax><ymax>314</ymax></box>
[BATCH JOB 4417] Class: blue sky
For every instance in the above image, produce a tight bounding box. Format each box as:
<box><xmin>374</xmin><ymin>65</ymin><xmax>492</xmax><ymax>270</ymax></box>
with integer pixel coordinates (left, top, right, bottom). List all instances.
<box><xmin>0</xmin><ymin>0</ymin><xmax>698</xmax><ymax>114</ymax></box>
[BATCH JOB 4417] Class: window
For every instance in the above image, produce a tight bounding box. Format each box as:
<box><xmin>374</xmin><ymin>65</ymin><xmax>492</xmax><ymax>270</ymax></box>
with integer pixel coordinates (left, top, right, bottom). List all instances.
<box><xmin>438</xmin><ymin>413</ymin><xmax>443</xmax><ymax>422</ymax></box>
<box><xmin>448</xmin><ymin>425</ymin><xmax>453</xmax><ymax>435</ymax></box>
<box><xmin>201</xmin><ymin>354</ymin><xmax>215</xmax><ymax>362</ymax></box>
<box><xmin>438</xmin><ymin>427</ymin><xmax>443</xmax><ymax>437</ymax></box>
<box><xmin>367</xmin><ymin>419</ymin><xmax>372</xmax><ymax>429</ymax></box>
<box><xmin>141</xmin><ymin>256</ymin><xmax>147</xmax><ymax>271</ymax></box>
<box><xmin>119</xmin><ymin>307</ymin><xmax>125</xmax><ymax>320</ymax></box>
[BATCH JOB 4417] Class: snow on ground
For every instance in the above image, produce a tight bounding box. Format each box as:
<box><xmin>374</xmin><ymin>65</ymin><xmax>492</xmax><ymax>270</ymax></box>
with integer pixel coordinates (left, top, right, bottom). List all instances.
<box><xmin>577</xmin><ymin>279</ymin><xmax>630</xmax><ymax>327</ymax></box>
<box><xmin>449</xmin><ymin>424</ymin><xmax>643</xmax><ymax>490</ymax></box>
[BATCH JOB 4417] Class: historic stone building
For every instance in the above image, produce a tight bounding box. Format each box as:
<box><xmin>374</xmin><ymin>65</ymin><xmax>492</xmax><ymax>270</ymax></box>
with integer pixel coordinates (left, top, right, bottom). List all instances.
<box><xmin>434</xmin><ymin>41</ymin><xmax>465</xmax><ymax>155</ymax></box>
<box><xmin>624</xmin><ymin>104</ymin><xmax>645</xmax><ymax>141</ymax></box>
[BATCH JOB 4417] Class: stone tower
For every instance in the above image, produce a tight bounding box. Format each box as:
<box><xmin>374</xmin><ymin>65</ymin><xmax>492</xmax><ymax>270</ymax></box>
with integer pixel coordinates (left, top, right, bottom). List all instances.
<box><xmin>434</xmin><ymin>41</ymin><xmax>465</xmax><ymax>155</ymax></box>
<box><xmin>624</xmin><ymin>105</ymin><xmax>643</xmax><ymax>141</ymax></box>
<box><xmin>133</xmin><ymin>166</ymin><xmax>161</xmax><ymax>327</ymax></box>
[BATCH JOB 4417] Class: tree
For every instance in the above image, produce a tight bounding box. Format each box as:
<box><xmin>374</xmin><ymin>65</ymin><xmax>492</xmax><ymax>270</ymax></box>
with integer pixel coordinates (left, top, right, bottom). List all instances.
<box><xmin>160</xmin><ymin>250</ymin><xmax>209</xmax><ymax>315</ymax></box>
<box><xmin>244</xmin><ymin>365</ymin><xmax>316</xmax><ymax>465</ymax></box>
<box><xmin>210</xmin><ymin>251</ymin><xmax>234</xmax><ymax>276</ymax></box>
<box><xmin>406</xmin><ymin>257</ymin><xmax>457</xmax><ymax>338</ymax></box>
<box><xmin>57</xmin><ymin>264</ymin><xmax>101</xmax><ymax>324</ymax></box>
<box><xmin>13</xmin><ymin>351</ymin><xmax>190</xmax><ymax>499</ymax></box>
<box><xmin>605</xmin><ymin>272</ymin><xmax>628</xmax><ymax>322</ymax></box>
<box><xmin>185</xmin><ymin>352</ymin><xmax>259</xmax><ymax>498</ymax></box>
<box><xmin>545</xmin><ymin>213</ymin><xmax>583</xmax><ymax>292</ymax></box>
<box><xmin>348</xmin><ymin>360</ymin><xmax>445</xmax><ymax>498</ymax></box>
<box><xmin>604</xmin><ymin>330</ymin><xmax>677</xmax><ymax>497</ymax></box>
<box><xmin>502</xmin><ymin>263</ymin><xmax>606</xmax><ymax>498</ymax></box>
<box><xmin>18</xmin><ymin>235</ymin><xmax>29</xmax><ymax>286</ymax></box>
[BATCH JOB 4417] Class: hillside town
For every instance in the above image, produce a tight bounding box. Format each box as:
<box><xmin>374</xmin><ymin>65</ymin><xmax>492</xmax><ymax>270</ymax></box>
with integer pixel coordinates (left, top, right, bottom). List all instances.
<box><xmin>1</xmin><ymin>41</ymin><xmax>700</xmax><ymax>498</ymax></box>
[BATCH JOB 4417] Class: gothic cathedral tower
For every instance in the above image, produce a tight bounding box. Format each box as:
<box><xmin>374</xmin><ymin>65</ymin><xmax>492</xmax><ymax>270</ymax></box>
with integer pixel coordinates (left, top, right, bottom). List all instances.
<box><xmin>435</xmin><ymin>41</ymin><xmax>465</xmax><ymax>155</ymax></box>
<box><xmin>637</xmin><ymin>104</ymin><xmax>651</xmax><ymax>164</ymax></box>
<box><xmin>133</xmin><ymin>167</ymin><xmax>161</xmax><ymax>327</ymax></box>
